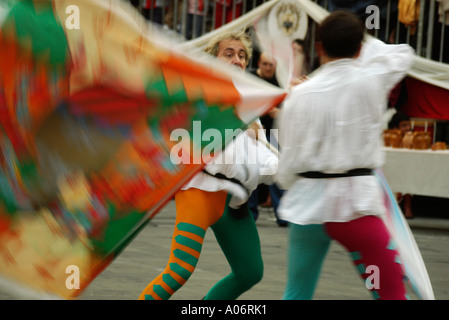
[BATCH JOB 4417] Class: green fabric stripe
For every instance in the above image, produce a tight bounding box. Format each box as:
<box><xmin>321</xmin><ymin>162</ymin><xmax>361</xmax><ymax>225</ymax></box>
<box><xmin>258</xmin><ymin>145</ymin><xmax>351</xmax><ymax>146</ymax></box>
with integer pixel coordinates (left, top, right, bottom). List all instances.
<box><xmin>349</xmin><ymin>251</ymin><xmax>361</xmax><ymax>262</ymax></box>
<box><xmin>356</xmin><ymin>263</ymin><xmax>366</xmax><ymax>275</ymax></box>
<box><xmin>386</xmin><ymin>239</ymin><xmax>396</xmax><ymax>250</ymax></box>
<box><xmin>176</xmin><ymin>222</ymin><xmax>206</xmax><ymax>238</ymax></box>
<box><xmin>175</xmin><ymin>235</ymin><xmax>202</xmax><ymax>252</ymax></box>
<box><xmin>169</xmin><ymin>263</ymin><xmax>191</xmax><ymax>281</ymax></box>
<box><xmin>144</xmin><ymin>294</ymin><xmax>155</xmax><ymax>300</ymax></box>
<box><xmin>371</xmin><ymin>290</ymin><xmax>380</xmax><ymax>300</ymax></box>
<box><xmin>0</xmin><ymin>173</ymin><xmax>18</xmax><ymax>213</ymax></box>
<box><xmin>90</xmin><ymin>207</ymin><xmax>143</xmax><ymax>256</ymax></box>
<box><xmin>191</xmin><ymin>105</ymin><xmax>245</xmax><ymax>149</ymax></box>
<box><xmin>7</xmin><ymin>0</ymin><xmax>69</xmax><ymax>65</ymax></box>
<box><xmin>162</xmin><ymin>273</ymin><xmax>182</xmax><ymax>291</ymax></box>
<box><xmin>152</xmin><ymin>284</ymin><xmax>171</xmax><ymax>300</ymax></box>
<box><xmin>173</xmin><ymin>249</ymin><xmax>198</xmax><ymax>267</ymax></box>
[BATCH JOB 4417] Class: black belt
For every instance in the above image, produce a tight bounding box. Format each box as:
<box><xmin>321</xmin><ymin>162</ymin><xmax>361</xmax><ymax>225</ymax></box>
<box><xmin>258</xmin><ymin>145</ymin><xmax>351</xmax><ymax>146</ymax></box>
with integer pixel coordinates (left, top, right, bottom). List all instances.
<box><xmin>202</xmin><ymin>169</ymin><xmax>249</xmax><ymax>194</ymax></box>
<box><xmin>202</xmin><ymin>169</ymin><xmax>250</xmax><ymax>219</ymax></box>
<box><xmin>298</xmin><ymin>168</ymin><xmax>374</xmax><ymax>179</ymax></box>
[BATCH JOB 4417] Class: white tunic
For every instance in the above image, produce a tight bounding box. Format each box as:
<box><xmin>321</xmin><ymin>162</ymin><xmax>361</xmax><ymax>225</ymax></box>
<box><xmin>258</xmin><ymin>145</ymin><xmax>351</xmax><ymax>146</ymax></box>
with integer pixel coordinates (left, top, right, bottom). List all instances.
<box><xmin>182</xmin><ymin>125</ymin><xmax>278</xmax><ymax>209</ymax></box>
<box><xmin>275</xmin><ymin>38</ymin><xmax>415</xmax><ymax>225</ymax></box>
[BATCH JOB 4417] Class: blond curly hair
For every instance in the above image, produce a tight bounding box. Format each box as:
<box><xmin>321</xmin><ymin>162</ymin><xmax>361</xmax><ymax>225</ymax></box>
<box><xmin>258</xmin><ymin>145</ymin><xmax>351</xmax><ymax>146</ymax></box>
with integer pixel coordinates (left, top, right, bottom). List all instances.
<box><xmin>203</xmin><ymin>30</ymin><xmax>253</xmax><ymax>67</ymax></box>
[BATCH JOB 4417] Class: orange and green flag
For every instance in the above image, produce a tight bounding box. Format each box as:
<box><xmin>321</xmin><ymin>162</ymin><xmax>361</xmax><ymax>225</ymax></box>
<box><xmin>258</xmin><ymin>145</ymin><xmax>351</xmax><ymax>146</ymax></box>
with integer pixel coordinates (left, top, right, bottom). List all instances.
<box><xmin>0</xmin><ymin>0</ymin><xmax>285</xmax><ymax>298</ymax></box>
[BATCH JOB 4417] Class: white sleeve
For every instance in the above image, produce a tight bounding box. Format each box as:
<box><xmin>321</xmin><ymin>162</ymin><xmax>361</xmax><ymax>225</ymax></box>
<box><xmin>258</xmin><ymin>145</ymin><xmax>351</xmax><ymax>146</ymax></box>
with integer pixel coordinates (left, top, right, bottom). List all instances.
<box><xmin>274</xmin><ymin>89</ymin><xmax>303</xmax><ymax>190</ymax></box>
<box><xmin>254</xmin><ymin>139</ymin><xmax>278</xmax><ymax>185</ymax></box>
<box><xmin>358</xmin><ymin>37</ymin><xmax>415</xmax><ymax>92</ymax></box>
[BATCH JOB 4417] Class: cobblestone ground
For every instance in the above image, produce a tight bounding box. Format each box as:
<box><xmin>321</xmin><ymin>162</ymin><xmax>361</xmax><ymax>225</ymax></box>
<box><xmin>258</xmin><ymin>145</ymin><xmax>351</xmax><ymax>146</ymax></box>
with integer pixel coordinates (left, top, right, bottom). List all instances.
<box><xmin>1</xmin><ymin>201</ymin><xmax>448</xmax><ymax>300</ymax></box>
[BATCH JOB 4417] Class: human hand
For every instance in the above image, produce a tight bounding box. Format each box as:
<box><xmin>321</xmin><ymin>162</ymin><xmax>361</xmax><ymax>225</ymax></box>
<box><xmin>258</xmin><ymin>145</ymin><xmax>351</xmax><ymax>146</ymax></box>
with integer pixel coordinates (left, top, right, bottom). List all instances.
<box><xmin>247</xmin><ymin>121</ymin><xmax>262</xmax><ymax>140</ymax></box>
<box><xmin>268</xmin><ymin>107</ymin><xmax>280</xmax><ymax>119</ymax></box>
<box><xmin>289</xmin><ymin>75</ymin><xmax>308</xmax><ymax>88</ymax></box>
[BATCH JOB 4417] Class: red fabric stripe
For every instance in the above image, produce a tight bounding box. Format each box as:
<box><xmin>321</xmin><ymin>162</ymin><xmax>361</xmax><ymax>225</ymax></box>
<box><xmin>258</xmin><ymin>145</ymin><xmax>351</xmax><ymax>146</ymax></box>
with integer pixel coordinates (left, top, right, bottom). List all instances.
<box><xmin>403</xmin><ymin>77</ymin><xmax>449</xmax><ymax>120</ymax></box>
<box><xmin>69</xmin><ymin>86</ymin><xmax>156</xmax><ymax>124</ymax></box>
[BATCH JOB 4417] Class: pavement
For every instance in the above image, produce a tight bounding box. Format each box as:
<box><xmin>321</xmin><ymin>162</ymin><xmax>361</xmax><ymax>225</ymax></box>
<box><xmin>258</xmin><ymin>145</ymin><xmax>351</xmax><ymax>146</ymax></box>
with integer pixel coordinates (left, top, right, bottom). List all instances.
<box><xmin>80</xmin><ymin>201</ymin><xmax>449</xmax><ymax>301</ymax></box>
<box><xmin>407</xmin><ymin>216</ymin><xmax>449</xmax><ymax>231</ymax></box>
<box><xmin>1</xmin><ymin>200</ymin><xmax>448</xmax><ymax>301</ymax></box>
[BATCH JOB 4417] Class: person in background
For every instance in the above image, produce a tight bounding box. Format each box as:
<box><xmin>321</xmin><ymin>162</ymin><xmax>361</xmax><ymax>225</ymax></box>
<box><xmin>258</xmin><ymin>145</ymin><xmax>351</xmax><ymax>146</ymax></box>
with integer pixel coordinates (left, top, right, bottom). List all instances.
<box><xmin>292</xmin><ymin>39</ymin><xmax>312</xmax><ymax>78</ymax></box>
<box><xmin>249</xmin><ymin>52</ymin><xmax>287</xmax><ymax>227</ymax></box>
<box><xmin>388</xmin><ymin>111</ymin><xmax>412</xmax><ymax>135</ymax></box>
<box><xmin>186</xmin><ymin>0</ymin><xmax>205</xmax><ymax>40</ymax></box>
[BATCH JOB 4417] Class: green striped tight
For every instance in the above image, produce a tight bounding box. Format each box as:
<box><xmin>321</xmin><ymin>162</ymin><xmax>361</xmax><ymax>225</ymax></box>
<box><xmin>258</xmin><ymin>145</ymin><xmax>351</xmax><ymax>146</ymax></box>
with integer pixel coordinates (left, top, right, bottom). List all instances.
<box><xmin>139</xmin><ymin>188</ymin><xmax>263</xmax><ymax>300</ymax></box>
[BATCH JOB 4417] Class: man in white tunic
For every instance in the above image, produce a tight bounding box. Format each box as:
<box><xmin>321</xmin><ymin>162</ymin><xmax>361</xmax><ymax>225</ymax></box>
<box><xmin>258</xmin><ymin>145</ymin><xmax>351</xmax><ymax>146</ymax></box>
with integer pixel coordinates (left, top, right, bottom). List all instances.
<box><xmin>276</xmin><ymin>11</ymin><xmax>415</xmax><ymax>300</ymax></box>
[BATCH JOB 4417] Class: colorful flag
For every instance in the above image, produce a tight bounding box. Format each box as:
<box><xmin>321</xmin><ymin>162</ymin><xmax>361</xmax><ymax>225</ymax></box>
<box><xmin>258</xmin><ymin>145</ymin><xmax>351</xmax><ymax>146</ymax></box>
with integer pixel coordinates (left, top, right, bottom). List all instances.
<box><xmin>0</xmin><ymin>0</ymin><xmax>286</xmax><ymax>299</ymax></box>
<box><xmin>376</xmin><ymin>169</ymin><xmax>434</xmax><ymax>300</ymax></box>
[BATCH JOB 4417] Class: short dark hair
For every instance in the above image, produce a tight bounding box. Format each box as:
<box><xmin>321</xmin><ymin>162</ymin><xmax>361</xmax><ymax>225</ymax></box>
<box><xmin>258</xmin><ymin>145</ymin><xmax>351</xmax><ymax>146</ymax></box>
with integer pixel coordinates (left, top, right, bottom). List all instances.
<box><xmin>317</xmin><ymin>11</ymin><xmax>364</xmax><ymax>58</ymax></box>
<box><xmin>388</xmin><ymin>112</ymin><xmax>410</xmax><ymax>129</ymax></box>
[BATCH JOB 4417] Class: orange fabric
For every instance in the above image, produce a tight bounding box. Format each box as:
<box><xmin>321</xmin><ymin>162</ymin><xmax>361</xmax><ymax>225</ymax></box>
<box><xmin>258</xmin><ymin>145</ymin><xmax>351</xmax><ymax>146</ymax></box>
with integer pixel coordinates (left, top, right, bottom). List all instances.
<box><xmin>398</xmin><ymin>0</ymin><xmax>420</xmax><ymax>34</ymax></box>
<box><xmin>173</xmin><ymin>189</ymin><xmax>228</xmax><ymax>228</ymax></box>
<box><xmin>138</xmin><ymin>189</ymin><xmax>227</xmax><ymax>300</ymax></box>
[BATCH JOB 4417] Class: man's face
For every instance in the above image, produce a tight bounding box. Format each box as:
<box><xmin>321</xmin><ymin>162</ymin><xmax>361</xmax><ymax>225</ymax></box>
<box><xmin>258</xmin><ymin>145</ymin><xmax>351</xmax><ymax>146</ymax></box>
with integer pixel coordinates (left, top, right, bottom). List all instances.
<box><xmin>258</xmin><ymin>53</ymin><xmax>276</xmax><ymax>79</ymax></box>
<box><xmin>398</xmin><ymin>120</ymin><xmax>412</xmax><ymax>134</ymax></box>
<box><xmin>292</xmin><ymin>41</ymin><xmax>304</xmax><ymax>56</ymax></box>
<box><xmin>216</xmin><ymin>39</ymin><xmax>247</xmax><ymax>71</ymax></box>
